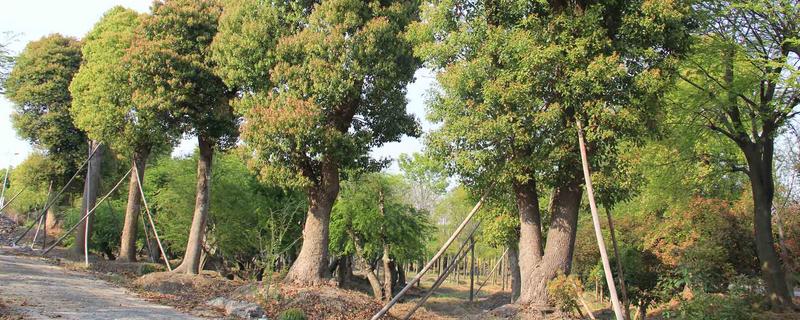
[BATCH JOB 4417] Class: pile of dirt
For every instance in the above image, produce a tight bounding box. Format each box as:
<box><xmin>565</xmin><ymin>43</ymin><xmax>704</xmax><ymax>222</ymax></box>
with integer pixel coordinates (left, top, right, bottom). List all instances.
<box><xmin>133</xmin><ymin>271</ymin><xmax>244</xmax><ymax>317</ymax></box>
<box><xmin>258</xmin><ymin>284</ymin><xmax>401</xmax><ymax>320</ymax></box>
<box><xmin>0</xmin><ymin>297</ymin><xmax>23</xmax><ymax>320</ymax></box>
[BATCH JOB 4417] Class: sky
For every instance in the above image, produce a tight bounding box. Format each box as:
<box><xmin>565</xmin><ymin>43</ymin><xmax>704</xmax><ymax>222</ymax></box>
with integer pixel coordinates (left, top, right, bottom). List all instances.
<box><xmin>0</xmin><ymin>0</ymin><xmax>435</xmax><ymax>172</ymax></box>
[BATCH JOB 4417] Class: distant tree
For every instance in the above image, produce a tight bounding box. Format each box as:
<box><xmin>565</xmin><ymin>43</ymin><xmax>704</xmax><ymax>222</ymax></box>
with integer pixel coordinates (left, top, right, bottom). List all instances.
<box><xmin>126</xmin><ymin>0</ymin><xmax>238</xmax><ymax>275</ymax></box>
<box><xmin>70</xmin><ymin>7</ymin><xmax>180</xmax><ymax>262</ymax></box>
<box><xmin>0</xmin><ymin>32</ymin><xmax>15</xmax><ymax>93</ymax></box>
<box><xmin>213</xmin><ymin>0</ymin><xmax>421</xmax><ymax>284</ymax></box>
<box><xmin>398</xmin><ymin>152</ymin><xmax>448</xmax><ymax>212</ymax></box>
<box><xmin>330</xmin><ymin>173</ymin><xmax>432</xmax><ymax>300</ymax></box>
<box><xmin>4</xmin><ymin>34</ymin><xmax>88</xmax><ymax>240</ymax></box>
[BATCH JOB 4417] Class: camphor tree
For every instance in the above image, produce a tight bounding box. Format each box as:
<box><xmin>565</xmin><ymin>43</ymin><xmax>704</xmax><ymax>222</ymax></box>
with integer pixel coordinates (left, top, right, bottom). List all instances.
<box><xmin>212</xmin><ymin>0</ymin><xmax>421</xmax><ymax>284</ymax></box>
<box><xmin>329</xmin><ymin>173</ymin><xmax>432</xmax><ymax>300</ymax></box>
<box><xmin>126</xmin><ymin>0</ymin><xmax>238</xmax><ymax>275</ymax></box>
<box><xmin>4</xmin><ymin>34</ymin><xmax>89</xmax><ymax>242</ymax></box>
<box><xmin>409</xmin><ymin>0</ymin><xmax>690</xmax><ymax>307</ymax></box>
<box><xmin>70</xmin><ymin>6</ymin><xmax>180</xmax><ymax>262</ymax></box>
<box><xmin>674</xmin><ymin>0</ymin><xmax>800</xmax><ymax>310</ymax></box>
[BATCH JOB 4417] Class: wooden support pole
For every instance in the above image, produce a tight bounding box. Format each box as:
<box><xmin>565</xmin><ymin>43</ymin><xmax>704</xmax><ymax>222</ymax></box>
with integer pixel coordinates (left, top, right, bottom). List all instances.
<box><xmin>475</xmin><ymin>247</ymin><xmax>509</xmax><ymax>297</ymax></box>
<box><xmin>44</xmin><ymin>168</ymin><xmax>130</xmax><ymax>254</ymax></box>
<box><xmin>0</xmin><ymin>187</ymin><xmax>26</xmax><ymax>213</ymax></box>
<box><xmin>133</xmin><ymin>161</ymin><xmax>172</xmax><ymax>271</ymax></box>
<box><xmin>15</xmin><ymin>144</ymin><xmax>101</xmax><ymax>245</ymax></box>
<box><xmin>576</xmin><ymin>119</ymin><xmax>624</xmax><ymax>320</ymax></box>
<box><xmin>606</xmin><ymin>207</ymin><xmax>631</xmax><ymax>319</ymax></box>
<box><xmin>402</xmin><ymin>224</ymin><xmax>480</xmax><ymax>320</ymax></box>
<box><xmin>370</xmin><ymin>191</ymin><xmax>490</xmax><ymax>320</ymax></box>
<box><xmin>469</xmin><ymin>236</ymin><xmax>475</xmax><ymax>302</ymax></box>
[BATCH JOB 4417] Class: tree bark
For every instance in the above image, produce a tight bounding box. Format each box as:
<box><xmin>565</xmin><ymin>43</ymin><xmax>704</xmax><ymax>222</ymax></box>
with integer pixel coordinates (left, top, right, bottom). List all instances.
<box><xmin>118</xmin><ymin>146</ymin><xmax>150</xmax><ymax>262</ymax></box>
<box><xmin>515</xmin><ymin>178</ymin><xmax>544</xmax><ymax>302</ymax></box>
<box><xmin>508</xmin><ymin>244</ymin><xmax>521</xmax><ymax>303</ymax></box>
<box><xmin>284</xmin><ymin>159</ymin><xmax>339</xmax><ymax>285</ymax></box>
<box><xmin>351</xmin><ymin>231</ymin><xmax>383</xmax><ymax>299</ymax></box>
<box><xmin>72</xmin><ymin>141</ymin><xmax>103</xmax><ymax>255</ymax></box>
<box><xmin>336</xmin><ymin>255</ymin><xmax>352</xmax><ymax>288</ymax></box>
<box><xmin>517</xmin><ymin>177</ymin><xmax>582</xmax><ymax>307</ymax></box>
<box><xmin>743</xmin><ymin>142</ymin><xmax>794</xmax><ymax>310</ymax></box>
<box><xmin>174</xmin><ymin>137</ymin><xmax>215</xmax><ymax>274</ymax></box>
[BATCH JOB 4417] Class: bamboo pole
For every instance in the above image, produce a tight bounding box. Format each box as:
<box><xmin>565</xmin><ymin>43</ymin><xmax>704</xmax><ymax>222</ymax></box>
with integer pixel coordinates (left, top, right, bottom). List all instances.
<box><xmin>0</xmin><ymin>187</ymin><xmax>26</xmax><ymax>213</ymax></box>
<box><xmin>133</xmin><ymin>161</ymin><xmax>172</xmax><ymax>271</ymax></box>
<box><xmin>475</xmin><ymin>247</ymin><xmax>509</xmax><ymax>297</ymax></box>
<box><xmin>576</xmin><ymin>119</ymin><xmax>623</xmax><ymax>320</ymax></box>
<box><xmin>402</xmin><ymin>223</ymin><xmax>480</xmax><ymax>320</ymax></box>
<box><xmin>15</xmin><ymin>144</ymin><xmax>102</xmax><ymax>245</ymax></box>
<box><xmin>371</xmin><ymin>191</ymin><xmax>490</xmax><ymax>320</ymax></box>
<box><xmin>469</xmin><ymin>236</ymin><xmax>475</xmax><ymax>302</ymax></box>
<box><xmin>606</xmin><ymin>207</ymin><xmax>630</xmax><ymax>319</ymax></box>
<box><xmin>44</xmin><ymin>168</ymin><xmax>131</xmax><ymax>254</ymax></box>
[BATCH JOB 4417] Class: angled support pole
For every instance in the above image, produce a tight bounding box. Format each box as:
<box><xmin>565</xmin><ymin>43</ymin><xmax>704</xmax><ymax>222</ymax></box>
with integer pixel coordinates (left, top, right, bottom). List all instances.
<box><xmin>371</xmin><ymin>189</ymin><xmax>491</xmax><ymax>320</ymax></box>
<box><xmin>576</xmin><ymin>119</ymin><xmax>623</xmax><ymax>320</ymax></box>
<box><xmin>473</xmin><ymin>246</ymin><xmax>509</xmax><ymax>298</ymax></box>
<box><xmin>133</xmin><ymin>161</ymin><xmax>172</xmax><ymax>271</ymax></box>
<box><xmin>15</xmin><ymin>144</ymin><xmax>102</xmax><ymax>245</ymax></box>
<box><xmin>43</xmin><ymin>167</ymin><xmax>131</xmax><ymax>255</ymax></box>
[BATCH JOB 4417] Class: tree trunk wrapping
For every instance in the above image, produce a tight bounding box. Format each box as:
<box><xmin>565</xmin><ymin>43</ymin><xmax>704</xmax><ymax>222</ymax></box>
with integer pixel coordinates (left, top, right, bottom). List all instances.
<box><xmin>175</xmin><ymin>137</ymin><xmax>214</xmax><ymax>274</ymax></box>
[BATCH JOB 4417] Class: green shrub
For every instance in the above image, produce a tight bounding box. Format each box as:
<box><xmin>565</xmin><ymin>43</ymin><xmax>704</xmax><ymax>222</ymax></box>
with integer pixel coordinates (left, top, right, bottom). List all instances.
<box><xmin>62</xmin><ymin>198</ymin><xmax>125</xmax><ymax>259</ymax></box>
<box><xmin>546</xmin><ymin>272</ymin><xmax>582</xmax><ymax>316</ymax></box>
<box><xmin>277</xmin><ymin>308</ymin><xmax>306</xmax><ymax>320</ymax></box>
<box><xmin>666</xmin><ymin>292</ymin><xmax>754</xmax><ymax>320</ymax></box>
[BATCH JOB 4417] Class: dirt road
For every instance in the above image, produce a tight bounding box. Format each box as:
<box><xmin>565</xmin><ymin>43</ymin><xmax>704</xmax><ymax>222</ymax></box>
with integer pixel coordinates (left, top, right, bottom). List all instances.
<box><xmin>0</xmin><ymin>249</ymin><xmax>199</xmax><ymax>320</ymax></box>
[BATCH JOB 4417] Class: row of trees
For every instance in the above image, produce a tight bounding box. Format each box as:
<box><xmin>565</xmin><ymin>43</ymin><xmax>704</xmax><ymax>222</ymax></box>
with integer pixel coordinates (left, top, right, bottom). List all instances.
<box><xmin>1</xmin><ymin>0</ymin><xmax>797</xmax><ymax>315</ymax></box>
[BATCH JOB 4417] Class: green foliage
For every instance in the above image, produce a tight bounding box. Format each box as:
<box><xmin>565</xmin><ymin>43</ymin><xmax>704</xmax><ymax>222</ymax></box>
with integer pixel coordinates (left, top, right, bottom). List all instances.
<box><xmin>214</xmin><ymin>0</ymin><xmax>421</xmax><ymax>188</ymax></box>
<box><xmin>546</xmin><ymin>272</ymin><xmax>583</xmax><ymax>316</ymax></box>
<box><xmin>398</xmin><ymin>152</ymin><xmax>448</xmax><ymax>212</ymax></box>
<box><xmin>0</xmin><ymin>32</ymin><xmax>14</xmax><ymax>92</ymax></box>
<box><xmin>145</xmin><ymin>151</ymin><xmax>305</xmax><ymax>277</ymax></box>
<box><xmin>665</xmin><ymin>292</ymin><xmax>755</xmax><ymax>320</ymax></box>
<box><xmin>3</xmin><ymin>153</ymin><xmax>58</xmax><ymax>216</ymax></box>
<box><xmin>128</xmin><ymin>0</ymin><xmax>237</xmax><ymax>146</ymax></box>
<box><xmin>69</xmin><ymin>6</ymin><xmax>178</xmax><ymax>157</ymax></box>
<box><xmin>277</xmin><ymin>308</ymin><xmax>306</xmax><ymax>320</ymax></box>
<box><xmin>4</xmin><ymin>34</ymin><xmax>86</xmax><ymax>182</ymax></box>
<box><xmin>410</xmin><ymin>0</ymin><xmax>692</xmax><ymax>199</ymax></box>
<box><xmin>330</xmin><ymin>173</ymin><xmax>433</xmax><ymax>263</ymax></box>
<box><xmin>62</xmin><ymin>198</ymin><xmax>125</xmax><ymax>258</ymax></box>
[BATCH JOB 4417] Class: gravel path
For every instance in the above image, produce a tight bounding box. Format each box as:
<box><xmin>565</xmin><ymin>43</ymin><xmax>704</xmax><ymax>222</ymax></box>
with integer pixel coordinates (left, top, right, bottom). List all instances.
<box><xmin>0</xmin><ymin>248</ymin><xmax>200</xmax><ymax>320</ymax></box>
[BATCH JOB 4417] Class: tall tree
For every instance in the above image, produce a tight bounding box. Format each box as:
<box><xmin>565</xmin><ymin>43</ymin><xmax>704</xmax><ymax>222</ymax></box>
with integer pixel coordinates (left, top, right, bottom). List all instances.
<box><xmin>4</xmin><ymin>34</ymin><xmax>87</xmax><ymax>240</ymax></box>
<box><xmin>127</xmin><ymin>0</ymin><xmax>238</xmax><ymax>274</ymax></box>
<box><xmin>213</xmin><ymin>0</ymin><xmax>421</xmax><ymax>284</ymax></box>
<box><xmin>70</xmin><ymin>7</ymin><xmax>179</xmax><ymax>262</ymax></box>
<box><xmin>0</xmin><ymin>32</ymin><xmax>15</xmax><ymax>93</ymax></box>
<box><xmin>409</xmin><ymin>0</ymin><xmax>689</xmax><ymax>307</ymax></box>
<box><xmin>675</xmin><ymin>0</ymin><xmax>799</xmax><ymax>310</ymax></box>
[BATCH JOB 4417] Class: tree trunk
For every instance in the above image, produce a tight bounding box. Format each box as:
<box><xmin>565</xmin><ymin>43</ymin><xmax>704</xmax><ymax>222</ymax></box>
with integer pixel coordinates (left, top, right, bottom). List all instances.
<box><xmin>351</xmin><ymin>231</ymin><xmax>383</xmax><ymax>299</ymax></box>
<box><xmin>118</xmin><ymin>146</ymin><xmax>150</xmax><ymax>262</ymax></box>
<box><xmin>174</xmin><ymin>137</ymin><xmax>215</xmax><ymax>274</ymax></box>
<box><xmin>517</xmin><ymin>178</ymin><xmax>582</xmax><ymax>307</ymax></box>
<box><xmin>284</xmin><ymin>159</ymin><xmax>339</xmax><ymax>285</ymax></box>
<box><xmin>515</xmin><ymin>178</ymin><xmax>544</xmax><ymax>303</ymax></box>
<box><xmin>336</xmin><ymin>255</ymin><xmax>352</xmax><ymax>288</ymax></box>
<box><xmin>508</xmin><ymin>244</ymin><xmax>521</xmax><ymax>303</ymax></box>
<box><xmin>72</xmin><ymin>141</ymin><xmax>103</xmax><ymax>255</ymax></box>
<box><xmin>743</xmin><ymin>142</ymin><xmax>794</xmax><ymax>310</ymax></box>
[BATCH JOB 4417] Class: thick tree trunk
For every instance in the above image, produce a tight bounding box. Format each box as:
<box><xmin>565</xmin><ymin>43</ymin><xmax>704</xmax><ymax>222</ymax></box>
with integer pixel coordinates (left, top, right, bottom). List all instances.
<box><xmin>515</xmin><ymin>178</ymin><xmax>544</xmax><ymax>302</ymax></box>
<box><xmin>72</xmin><ymin>141</ymin><xmax>103</xmax><ymax>255</ymax></box>
<box><xmin>174</xmin><ymin>137</ymin><xmax>215</xmax><ymax>274</ymax></box>
<box><xmin>517</xmin><ymin>178</ymin><xmax>582</xmax><ymax>307</ymax></box>
<box><xmin>284</xmin><ymin>159</ymin><xmax>339</xmax><ymax>285</ymax></box>
<box><xmin>743</xmin><ymin>142</ymin><xmax>794</xmax><ymax>310</ymax></box>
<box><xmin>118</xmin><ymin>146</ymin><xmax>150</xmax><ymax>262</ymax></box>
<box><xmin>508</xmin><ymin>244</ymin><xmax>521</xmax><ymax>303</ymax></box>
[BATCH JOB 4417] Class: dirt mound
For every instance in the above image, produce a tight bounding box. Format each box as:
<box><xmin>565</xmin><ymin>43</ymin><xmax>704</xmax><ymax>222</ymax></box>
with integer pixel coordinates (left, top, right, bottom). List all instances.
<box><xmin>135</xmin><ymin>271</ymin><xmax>220</xmax><ymax>295</ymax></box>
<box><xmin>0</xmin><ymin>214</ymin><xmax>19</xmax><ymax>246</ymax></box>
<box><xmin>261</xmin><ymin>284</ymin><xmax>400</xmax><ymax>320</ymax></box>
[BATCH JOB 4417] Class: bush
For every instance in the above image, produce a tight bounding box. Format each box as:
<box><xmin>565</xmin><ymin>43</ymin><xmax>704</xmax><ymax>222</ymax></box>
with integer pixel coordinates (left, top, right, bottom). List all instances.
<box><xmin>277</xmin><ymin>308</ymin><xmax>306</xmax><ymax>320</ymax></box>
<box><xmin>665</xmin><ymin>292</ymin><xmax>755</xmax><ymax>320</ymax></box>
<box><xmin>546</xmin><ymin>272</ymin><xmax>583</xmax><ymax>316</ymax></box>
<box><xmin>62</xmin><ymin>198</ymin><xmax>125</xmax><ymax>259</ymax></box>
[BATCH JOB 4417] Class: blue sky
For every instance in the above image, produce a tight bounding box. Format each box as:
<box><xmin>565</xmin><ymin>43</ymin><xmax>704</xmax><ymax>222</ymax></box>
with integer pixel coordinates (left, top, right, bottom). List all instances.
<box><xmin>0</xmin><ymin>0</ymin><xmax>435</xmax><ymax>171</ymax></box>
